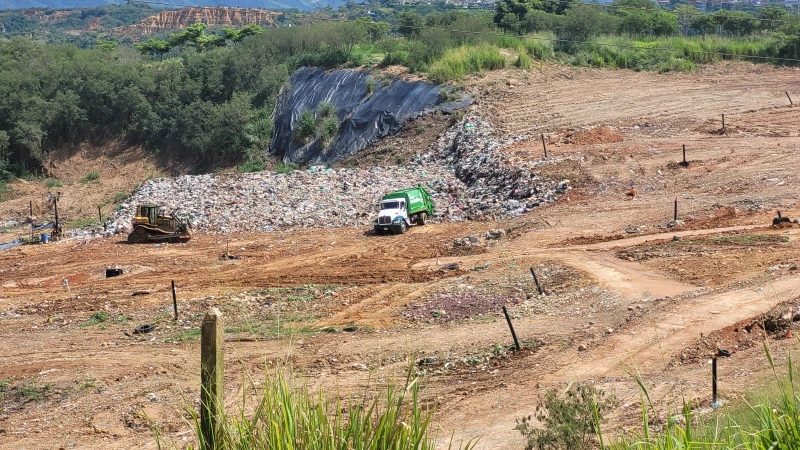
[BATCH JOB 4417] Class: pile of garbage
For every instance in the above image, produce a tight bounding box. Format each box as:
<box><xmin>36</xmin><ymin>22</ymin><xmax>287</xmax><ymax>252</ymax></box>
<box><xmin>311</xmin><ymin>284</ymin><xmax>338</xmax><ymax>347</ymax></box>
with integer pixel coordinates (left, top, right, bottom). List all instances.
<box><xmin>105</xmin><ymin>114</ymin><xmax>570</xmax><ymax>234</ymax></box>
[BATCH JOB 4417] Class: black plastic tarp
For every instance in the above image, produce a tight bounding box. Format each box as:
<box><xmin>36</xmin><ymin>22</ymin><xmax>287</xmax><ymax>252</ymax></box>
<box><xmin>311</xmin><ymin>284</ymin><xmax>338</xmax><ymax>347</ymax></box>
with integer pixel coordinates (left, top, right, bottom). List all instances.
<box><xmin>269</xmin><ymin>67</ymin><xmax>470</xmax><ymax>164</ymax></box>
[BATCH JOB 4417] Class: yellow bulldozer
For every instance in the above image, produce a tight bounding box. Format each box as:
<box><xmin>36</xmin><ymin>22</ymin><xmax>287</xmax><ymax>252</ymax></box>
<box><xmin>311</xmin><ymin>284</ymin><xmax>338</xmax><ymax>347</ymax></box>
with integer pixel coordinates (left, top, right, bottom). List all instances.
<box><xmin>127</xmin><ymin>204</ymin><xmax>192</xmax><ymax>244</ymax></box>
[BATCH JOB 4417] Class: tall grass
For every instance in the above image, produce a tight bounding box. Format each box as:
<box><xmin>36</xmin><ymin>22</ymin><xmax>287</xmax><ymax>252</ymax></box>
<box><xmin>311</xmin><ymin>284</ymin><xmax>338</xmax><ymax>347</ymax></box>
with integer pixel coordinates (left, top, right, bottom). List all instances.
<box><xmin>608</xmin><ymin>343</ymin><xmax>800</xmax><ymax>449</ymax></box>
<box><xmin>427</xmin><ymin>44</ymin><xmax>506</xmax><ymax>84</ymax></box>
<box><xmin>570</xmin><ymin>35</ymin><xmax>777</xmax><ymax>73</ymax></box>
<box><xmin>497</xmin><ymin>33</ymin><xmax>556</xmax><ymax>61</ymax></box>
<box><xmin>155</xmin><ymin>367</ymin><xmax>478</xmax><ymax>450</ymax></box>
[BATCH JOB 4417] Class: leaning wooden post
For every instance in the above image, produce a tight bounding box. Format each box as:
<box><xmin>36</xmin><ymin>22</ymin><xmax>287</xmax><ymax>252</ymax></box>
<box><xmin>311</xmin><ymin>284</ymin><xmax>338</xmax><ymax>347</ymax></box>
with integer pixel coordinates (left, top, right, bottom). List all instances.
<box><xmin>786</xmin><ymin>91</ymin><xmax>793</xmax><ymax>107</ymax></box>
<box><xmin>201</xmin><ymin>308</ymin><xmax>224</xmax><ymax>450</ymax></box>
<box><xmin>171</xmin><ymin>280</ymin><xmax>178</xmax><ymax>321</ymax></box>
<box><xmin>529</xmin><ymin>267</ymin><xmax>544</xmax><ymax>295</ymax></box>
<box><xmin>541</xmin><ymin>134</ymin><xmax>548</xmax><ymax>159</ymax></box>
<box><xmin>721</xmin><ymin>114</ymin><xmax>725</xmax><ymax>132</ymax></box>
<box><xmin>502</xmin><ymin>306</ymin><xmax>521</xmax><ymax>351</ymax></box>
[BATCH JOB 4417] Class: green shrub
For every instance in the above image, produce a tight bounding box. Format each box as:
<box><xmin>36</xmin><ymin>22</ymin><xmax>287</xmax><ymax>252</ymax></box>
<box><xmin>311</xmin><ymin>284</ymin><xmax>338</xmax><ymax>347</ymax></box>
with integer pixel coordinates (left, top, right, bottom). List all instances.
<box><xmin>293</xmin><ymin>110</ymin><xmax>317</xmax><ymax>144</ymax></box>
<box><xmin>80</xmin><ymin>171</ymin><xmax>100</xmax><ymax>184</ymax></box>
<box><xmin>427</xmin><ymin>44</ymin><xmax>506</xmax><ymax>84</ymax></box>
<box><xmin>16</xmin><ymin>383</ymin><xmax>52</xmax><ymax>401</ymax></box>
<box><xmin>0</xmin><ymin>181</ymin><xmax>9</xmax><ymax>202</ymax></box>
<box><xmin>113</xmin><ymin>192</ymin><xmax>130</xmax><ymax>203</ymax></box>
<box><xmin>238</xmin><ymin>158</ymin><xmax>265</xmax><ymax>173</ymax></box>
<box><xmin>516</xmin><ymin>51</ymin><xmax>533</xmax><ymax>70</ymax></box>
<box><xmin>44</xmin><ymin>178</ymin><xmax>62</xmax><ymax>188</ymax></box>
<box><xmin>274</xmin><ymin>162</ymin><xmax>297</xmax><ymax>174</ymax></box>
<box><xmin>365</xmin><ymin>76</ymin><xmax>375</xmax><ymax>97</ymax></box>
<box><xmin>524</xmin><ymin>34</ymin><xmax>556</xmax><ymax>61</ymax></box>
<box><xmin>516</xmin><ymin>382</ymin><xmax>618</xmax><ymax>450</ymax></box>
<box><xmin>316</xmin><ymin>115</ymin><xmax>339</xmax><ymax>145</ymax></box>
<box><xmin>317</xmin><ymin>101</ymin><xmax>336</xmax><ymax>119</ymax></box>
<box><xmin>84</xmin><ymin>311</ymin><xmax>108</xmax><ymax>326</ymax></box>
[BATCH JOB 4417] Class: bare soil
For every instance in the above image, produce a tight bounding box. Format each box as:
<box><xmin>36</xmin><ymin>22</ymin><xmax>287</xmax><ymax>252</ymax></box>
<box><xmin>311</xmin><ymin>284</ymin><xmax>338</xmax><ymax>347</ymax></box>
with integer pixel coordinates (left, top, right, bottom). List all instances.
<box><xmin>3</xmin><ymin>63</ymin><xmax>800</xmax><ymax>450</ymax></box>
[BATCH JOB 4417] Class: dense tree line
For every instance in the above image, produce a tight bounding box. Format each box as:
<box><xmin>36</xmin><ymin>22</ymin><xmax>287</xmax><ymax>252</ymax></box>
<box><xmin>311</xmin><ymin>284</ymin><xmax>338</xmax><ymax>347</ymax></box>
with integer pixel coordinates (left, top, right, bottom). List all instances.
<box><xmin>493</xmin><ymin>0</ymin><xmax>800</xmax><ymax>41</ymax></box>
<box><xmin>1</xmin><ymin>0</ymin><xmax>798</xmax><ymax>178</ymax></box>
<box><xmin>0</xmin><ymin>20</ymin><xmax>381</xmax><ymax>174</ymax></box>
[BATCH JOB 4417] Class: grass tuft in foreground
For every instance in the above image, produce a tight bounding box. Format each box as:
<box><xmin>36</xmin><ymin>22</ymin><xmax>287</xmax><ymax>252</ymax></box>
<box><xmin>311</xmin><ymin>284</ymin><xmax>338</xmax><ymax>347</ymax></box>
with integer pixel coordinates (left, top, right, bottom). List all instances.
<box><xmin>609</xmin><ymin>343</ymin><xmax>800</xmax><ymax>449</ymax></box>
<box><xmin>153</xmin><ymin>366</ymin><xmax>479</xmax><ymax>450</ymax></box>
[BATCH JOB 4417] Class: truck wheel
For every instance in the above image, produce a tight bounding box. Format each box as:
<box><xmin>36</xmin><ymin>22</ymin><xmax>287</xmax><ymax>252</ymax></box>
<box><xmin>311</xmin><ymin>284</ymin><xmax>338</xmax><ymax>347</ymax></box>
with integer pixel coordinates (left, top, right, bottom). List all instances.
<box><xmin>418</xmin><ymin>212</ymin><xmax>427</xmax><ymax>226</ymax></box>
<box><xmin>399</xmin><ymin>221</ymin><xmax>408</xmax><ymax>234</ymax></box>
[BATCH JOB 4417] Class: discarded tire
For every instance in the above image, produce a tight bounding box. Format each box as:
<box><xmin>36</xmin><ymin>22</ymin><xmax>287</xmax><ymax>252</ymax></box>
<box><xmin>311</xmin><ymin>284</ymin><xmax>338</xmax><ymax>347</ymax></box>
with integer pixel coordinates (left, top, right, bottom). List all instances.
<box><xmin>133</xmin><ymin>324</ymin><xmax>155</xmax><ymax>334</ymax></box>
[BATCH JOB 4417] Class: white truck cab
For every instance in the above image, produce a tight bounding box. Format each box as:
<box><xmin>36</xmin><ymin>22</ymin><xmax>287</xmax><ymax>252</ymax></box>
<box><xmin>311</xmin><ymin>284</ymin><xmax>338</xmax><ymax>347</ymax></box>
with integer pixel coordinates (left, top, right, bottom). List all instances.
<box><xmin>375</xmin><ymin>200</ymin><xmax>409</xmax><ymax>234</ymax></box>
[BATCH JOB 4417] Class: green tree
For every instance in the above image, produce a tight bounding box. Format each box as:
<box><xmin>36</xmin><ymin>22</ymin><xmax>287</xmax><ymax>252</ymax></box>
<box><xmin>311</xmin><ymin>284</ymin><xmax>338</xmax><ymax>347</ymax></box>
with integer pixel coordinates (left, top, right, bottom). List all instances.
<box><xmin>690</xmin><ymin>13</ymin><xmax>718</xmax><ymax>37</ymax></box>
<box><xmin>135</xmin><ymin>39</ymin><xmax>171</xmax><ymax>61</ymax></box>
<box><xmin>356</xmin><ymin>17</ymin><xmax>390</xmax><ymax>42</ymax></box>
<box><xmin>0</xmin><ymin>130</ymin><xmax>10</xmax><ymax>180</ymax></box>
<box><xmin>237</xmin><ymin>24</ymin><xmax>264</xmax><ymax>42</ymax></box>
<box><xmin>650</xmin><ymin>11</ymin><xmax>680</xmax><ymax>36</ymax></box>
<box><xmin>759</xmin><ymin>6</ymin><xmax>788</xmax><ymax>32</ymax></box>
<box><xmin>495</xmin><ymin>0</ymin><xmax>536</xmax><ymax>32</ymax></box>
<box><xmin>719</xmin><ymin>10</ymin><xmax>757</xmax><ymax>36</ymax></box>
<box><xmin>674</xmin><ymin>4</ymin><xmax>702</xmax><ymax>35</ymax></box>
<box><xmin>561</xmin><ymin>4</ymin><xmax>616</xmax><ymax>42</ymax></box>
<box><xmin>611</xmin><ymin>0</ymin><xmax>675</xmax><ymax>36</ymax></box>
<box><xmin>523</xmin><ymin>10</ymin><xmax>560</xmax><ymax>33</ymax></box>
<box><xmin>222</xmin><ymin>27</ymin><xmax>240</xmax><ymax>43</ymax></box>
<box><xmin>397</xmin><ymin>11</ymin><xmax>424</xmax><ymax>38</ymax></box>
<box><xmin>774</xmin><ymin>21</ymin><xmax>800</xmax><ymax>60</ymax></box>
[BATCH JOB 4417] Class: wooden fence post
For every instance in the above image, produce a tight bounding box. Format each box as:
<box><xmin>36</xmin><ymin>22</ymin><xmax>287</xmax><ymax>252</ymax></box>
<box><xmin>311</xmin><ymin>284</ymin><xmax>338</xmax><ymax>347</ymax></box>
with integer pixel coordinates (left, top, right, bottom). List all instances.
<box><xmin>712</xmin><ymin>357</ymin><xmax>718</xmax><ymax>405</ymax></box>
<box><xmin>502</xmin><ymin>306</ymin><xmax>521</xmax><ymax>351</ymax></box>
<box><xmin>529</xmin><ymin>267</ymin><xmax>544</xmax><ymax>295</ymax></box>
<box><xmin>201</xmin><ymin>308</ymin><xmax>224</xmax><ymax>450</ymax></box>
<box><xmin>171</xmin><ymin>280</ymin><xmax>178</xmax><ymax>321</ymax></box>
<box><xmin>541</xmin><ymin>133</ymin><xmax>548</xmax><ymax>159</ymax></box>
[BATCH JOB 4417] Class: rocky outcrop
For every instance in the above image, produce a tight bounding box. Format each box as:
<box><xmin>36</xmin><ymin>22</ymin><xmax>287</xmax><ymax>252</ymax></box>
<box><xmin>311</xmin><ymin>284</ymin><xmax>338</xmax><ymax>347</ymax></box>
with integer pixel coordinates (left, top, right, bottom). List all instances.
<box><xmin>111</xmin><ymin>7</ymin><xmax>281</xmax><ymax>39</ymax></box>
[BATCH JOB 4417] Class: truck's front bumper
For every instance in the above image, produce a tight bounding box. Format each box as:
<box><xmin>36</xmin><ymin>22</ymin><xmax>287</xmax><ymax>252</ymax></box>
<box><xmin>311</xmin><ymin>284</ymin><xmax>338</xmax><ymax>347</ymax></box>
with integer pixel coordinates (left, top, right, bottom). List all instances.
<box><xmin>375</xmin><ymin>224</ymin><xmax>403</xmax><ymax>234</ymax></box>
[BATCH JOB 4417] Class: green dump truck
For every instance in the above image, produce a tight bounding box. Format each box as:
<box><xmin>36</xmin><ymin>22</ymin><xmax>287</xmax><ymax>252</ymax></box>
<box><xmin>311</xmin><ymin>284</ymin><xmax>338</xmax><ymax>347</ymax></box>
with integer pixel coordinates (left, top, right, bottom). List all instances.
<box><xmin>373</xmin><ymin>186</ymin><xmax>434</xmax><ymax>235</ymax></box>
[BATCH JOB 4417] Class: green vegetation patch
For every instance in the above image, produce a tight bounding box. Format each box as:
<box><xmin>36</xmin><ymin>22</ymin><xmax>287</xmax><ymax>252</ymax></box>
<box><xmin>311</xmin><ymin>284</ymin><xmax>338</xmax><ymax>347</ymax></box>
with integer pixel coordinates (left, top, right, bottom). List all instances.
<box><xmin>427</xmin><ymin>44</ymin><xmax>506</xmax><ymax>84</ymax></box>
<box><xmin>154</xmin><ymin>367</ymin><xmax>477</xmax><ymax>450</ymax></box>
<box><xmin>44</xmin><ymin>178</ymin><xmax>62</xmax><ymax>188</ymax></box>
<box><xmin>80</xmin><ymin>171</ymin><xmax>100</xmax><ymax>184</ymax></box>
<box><xmin>83</xmin><ymin>311</ymin><xmax>108</xmax><ymax>326</ymax></box>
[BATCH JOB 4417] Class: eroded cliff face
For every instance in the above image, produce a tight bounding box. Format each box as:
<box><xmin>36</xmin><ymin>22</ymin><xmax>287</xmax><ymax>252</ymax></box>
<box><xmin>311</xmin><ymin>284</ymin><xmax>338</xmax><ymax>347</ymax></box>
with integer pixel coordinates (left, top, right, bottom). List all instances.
<box><xmin>112</xmin><ymin>7</ymin><xmax>281</xmax><ymax>38</ymax></box>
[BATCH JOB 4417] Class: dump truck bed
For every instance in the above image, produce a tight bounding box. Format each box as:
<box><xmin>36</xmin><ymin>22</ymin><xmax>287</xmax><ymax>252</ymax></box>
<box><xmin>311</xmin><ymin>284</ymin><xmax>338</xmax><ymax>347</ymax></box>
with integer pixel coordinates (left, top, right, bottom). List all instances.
<box><xmin>381</xmin><ymin>187</ymin><xmax>433</xmax><ymax>216</ymax></box>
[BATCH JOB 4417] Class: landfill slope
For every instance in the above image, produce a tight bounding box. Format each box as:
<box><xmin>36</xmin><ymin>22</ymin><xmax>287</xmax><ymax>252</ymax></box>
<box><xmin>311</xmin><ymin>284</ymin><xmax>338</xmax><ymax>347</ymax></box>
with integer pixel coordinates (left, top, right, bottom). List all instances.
<box><xmin>269</xmin><ymin>67</ymin><xmax>469</xmax><ymax>164</ymax></box>
<box><xmin>107</xmin><ymin>115</ymin><xmax>569</xmax><ymax>234</ymax></box>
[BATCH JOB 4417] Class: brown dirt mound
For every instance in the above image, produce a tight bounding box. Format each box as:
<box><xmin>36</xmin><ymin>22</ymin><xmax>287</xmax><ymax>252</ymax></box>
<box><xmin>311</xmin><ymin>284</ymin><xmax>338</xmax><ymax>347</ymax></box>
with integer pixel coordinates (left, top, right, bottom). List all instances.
<box><xmin>673</xmin><ymin>298</ymin><xmax>800</xmax><ymax>366</ymax></box>
<box><xmin>558</xmin><ymin>127</ymin><xmax>624</xmax><ymax>145</ymax></box>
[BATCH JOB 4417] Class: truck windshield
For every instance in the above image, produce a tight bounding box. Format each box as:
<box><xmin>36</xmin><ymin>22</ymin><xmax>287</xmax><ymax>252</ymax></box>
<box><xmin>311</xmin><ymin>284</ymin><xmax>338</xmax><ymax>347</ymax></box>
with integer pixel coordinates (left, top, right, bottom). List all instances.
<box><xmin>381</xmin><ymin>201</ymin><xmax>400</xmax><ymax>210</ymax></box>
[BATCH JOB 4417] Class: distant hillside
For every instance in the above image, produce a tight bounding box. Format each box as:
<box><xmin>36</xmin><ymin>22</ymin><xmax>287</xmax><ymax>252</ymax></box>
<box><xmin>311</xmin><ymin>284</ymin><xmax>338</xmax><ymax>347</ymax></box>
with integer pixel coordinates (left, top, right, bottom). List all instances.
<box><xmin>110</xmin><ymin>7</ymin><xmax>282</xmax><ymax>38</ymax></box>
<box><xmin>0</xmin><ymin>0</ymin><xmax>318</xmax><ymax>11</ymax></box>
<box><xmin>0</xmin><ymin>0</ymin><xmax>122</xmax><ymax>9</ymax></box>
<box><xmin>0</xmin><ymin>4</ymin><xmax>160</xmax><ymax>40</ymax></box>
